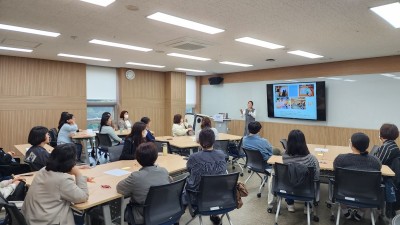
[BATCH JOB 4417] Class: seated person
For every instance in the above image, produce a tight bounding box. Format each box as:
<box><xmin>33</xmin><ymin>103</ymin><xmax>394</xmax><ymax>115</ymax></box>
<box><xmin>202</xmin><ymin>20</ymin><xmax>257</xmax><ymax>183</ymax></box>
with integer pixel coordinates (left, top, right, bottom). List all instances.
<box><xmin>374</xmin><ymin>123</ymin><xmax>400</xmax><ymax>166</ymax></box>
<box><xmin>118</xmin><ymin>110</ymin><xmax>133</xmax><ymax>130</ymax></box>
<box><xmin>185</xmin><ymin>128</ymin><xmax>227</xmax><ymax>225</ymax></box>
<box><xmin>99</xmin><ymin>113</ymin><xmax>123</xmax><ymax>146</ymax></box>
<box><xmin>0</xmin><ymin>148</ymin><xmax>30</xmax><ymax>180</ymax></box>
<box><xmin>242</xmin><ymin>121</ymin><xmax>273</xmax><ymax>166</ymax></box>
<box><xmin>117</xmin><ymin>142</ymin><xmax>171</xmax><ymax>225</ymax></box>
<box><xmin>334</xmin><ymin>132</ymin><xmax>381</xmax><ymax>221</ymax></box>
<box><xmin>22</xmin><ymin>143</ymin><xmax>89</xmax><ymax>225</ymax></box>
<box><xmin>25</xmin><ymin>126</ymin><xmax>51</xmax><ymax>171</ymax></box>
<box><xmin>195</xmin><ymin>117</ymin><xmax>219</xmax><ymax>142</ymax></box>
<box><xmin>141</xmin><ymin>117</ymin><xmax>155</xmax><ymax>142</ymax></box>
<box><xmin>0</xmin><ymin>175</ymin><xmax>26</xmax><ymax>201</ymax></box>
<box><xmin>57</xmin><ymin>113</ymin><xmax>83</xmax><ymax>162</ymax></box>
<box><xmin>120</xmin><ymin>122</ymin><xmax>147</xmax><ymax>160</ymax></box>
<box><xmin>282</xmin><ymin>129</ymin><xmax>320</xmax><ymax>213</ymax></box>
<box><xmin>172</xmin><ymin>114</ymin><xmax>192</xmax><ymax>137</ymax></box>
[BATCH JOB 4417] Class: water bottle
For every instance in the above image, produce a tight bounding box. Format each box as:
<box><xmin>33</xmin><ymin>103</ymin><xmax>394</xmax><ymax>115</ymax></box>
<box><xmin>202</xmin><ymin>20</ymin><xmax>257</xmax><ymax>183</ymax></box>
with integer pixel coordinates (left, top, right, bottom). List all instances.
<box><xmin>162</xmin><ymin>143</ymin><xmax>168</xmax><ymax>156</ymax></box>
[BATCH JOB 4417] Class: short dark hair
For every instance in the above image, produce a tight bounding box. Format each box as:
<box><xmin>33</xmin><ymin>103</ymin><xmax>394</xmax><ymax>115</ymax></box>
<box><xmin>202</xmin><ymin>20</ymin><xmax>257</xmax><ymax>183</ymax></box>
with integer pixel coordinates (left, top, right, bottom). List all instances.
<box><xmin>135</xmin><ymin>142</ymin><xmax>158</xmax><ymax>167</ymax></box>
<box><xmin>199</xmin><ymin>128</ymin><xmax>215</xmax><ymax>149</ymax></box>
<box><xmin>248</xmin><ymin>121</ymin><xmax>261</xmax><ymax>134</ymax></box>
<box><xmin>248</xmin><ymin>101</ymin><xmax>254</xmax><ymax>106</ymax></box>
<box><xmin>141</xmin><ymin>117</ymin><xmax>151</xmax><ymax>124</ymax></box>
<box><xmin>119</xmin><ymin>110</ymin><xmax>128</xmax><ymax>119</ymax></box>
<box><xmin>173</xmin><ymin>114</ymin><xmax>182</xmax><ymax>124</ymax></box>
<box><xmin>351</xmin><ymin>132</ymin><xmax>369</xmax><ymax>155</ymax></box>
<box><xmin>46</xmin><ymin>143</ymin><xmax>76</xmax><ymax>173</ymax></box>
<box><xmin>380</xmin><ymin>123</ymin><xmax>399</xmax><ymax>140</ymax></box>
<box><xmin>286</xmin><ymin>129</ymin><xmax>310</xmax><ymax>156</ymax></box>
<box><xmin>201</xmin><ymin>117</ymin><xmax>212</xmax><ymax>129</ymax></box>
<box><xmin>28</xmin><ymin>126</ymin><xmax>49</xmax><ymax>146</ymax></box>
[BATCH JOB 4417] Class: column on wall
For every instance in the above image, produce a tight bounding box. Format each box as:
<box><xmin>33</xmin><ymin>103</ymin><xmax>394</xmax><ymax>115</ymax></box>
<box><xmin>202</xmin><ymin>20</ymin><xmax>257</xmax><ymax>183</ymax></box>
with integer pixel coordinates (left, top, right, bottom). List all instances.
<box><xmin>164</xmin><ymin>71</ymin><xmax>186</xmax><ymax>135</ymax></box>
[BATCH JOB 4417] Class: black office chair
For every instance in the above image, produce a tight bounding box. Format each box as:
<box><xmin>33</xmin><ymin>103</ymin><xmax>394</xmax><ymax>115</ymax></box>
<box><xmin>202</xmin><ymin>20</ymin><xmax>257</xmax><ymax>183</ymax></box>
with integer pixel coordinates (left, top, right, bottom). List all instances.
<box><xmin>279</xmin><ymin>139</ymin><xmax>287</xmax><ymax>150</ymax></box>
<box><xmin>127</xmin><ymin>178</ymin><xmax>187</xmax><ymax>225</ymax></box>
<box><xmin>243</xmin><ymin>148</ymin><xmax>271</xmax><ymax>197</ymax></box>
<box><xmin>329</xmin><ymin>167</ymin><xmax>383</xmax><ymax>225</ymax></box>
<box><xmin>227</xmin><ymin>138</ymin><xmax>245</xmax><ymax>176</ymax></box>
<box><xmin>0</xmin><ymin>194</ymin><xmax>28</xmax><ymax>225</ymax></box>
<box><xmin>214</xmin><ymin>140</ymin><xmax>229</xmax><ymax>162</ymax></box>
<box><xmin>48</xmin><ymin>128</ymin><xmax>58</xmax><ymax>148</ymax></box>
<box><xmin>95</xmin><ymin>133</ymin><xmax>112</xmax><ymax>162</ymax></box>
<box><xmin>273</xmin><ymin>163</ymin><xmax>320</xmax><ymax>225</ymax></box>
<box><xmin>154</xmin><ymin>140</ymin><xmax>172</xmax><ymax>153</ymax></box>
<box><xmin>186</xmin><ymin>173</ymin><xmax>239</xmax><ymax>225</ymax></box>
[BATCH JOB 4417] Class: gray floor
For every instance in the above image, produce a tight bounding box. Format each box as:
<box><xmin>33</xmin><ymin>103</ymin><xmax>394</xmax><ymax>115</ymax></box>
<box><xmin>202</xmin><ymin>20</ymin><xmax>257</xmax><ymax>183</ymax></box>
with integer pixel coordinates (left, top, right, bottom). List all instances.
<box><xmin>178</xmin><ymin>165</ymin><xmax>390</xmax><ymax>225</ymax></box>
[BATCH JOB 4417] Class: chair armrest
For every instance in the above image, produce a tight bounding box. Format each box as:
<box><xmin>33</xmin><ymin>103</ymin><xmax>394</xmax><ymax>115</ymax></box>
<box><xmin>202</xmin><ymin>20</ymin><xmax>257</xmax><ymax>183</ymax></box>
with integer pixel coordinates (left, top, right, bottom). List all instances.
<box><xmin>328</xmin><ymin>178</ymin><xmax>335</xmax><ymax>202</ymax></box>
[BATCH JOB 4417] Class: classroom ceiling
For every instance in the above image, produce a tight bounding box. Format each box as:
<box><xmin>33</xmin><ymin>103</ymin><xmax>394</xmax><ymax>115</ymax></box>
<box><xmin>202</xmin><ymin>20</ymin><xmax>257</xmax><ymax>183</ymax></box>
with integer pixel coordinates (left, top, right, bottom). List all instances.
<box><xmin>0</xmin><ymin>0</ymin><xmax>399</xmax><ymax>76</ymax></box>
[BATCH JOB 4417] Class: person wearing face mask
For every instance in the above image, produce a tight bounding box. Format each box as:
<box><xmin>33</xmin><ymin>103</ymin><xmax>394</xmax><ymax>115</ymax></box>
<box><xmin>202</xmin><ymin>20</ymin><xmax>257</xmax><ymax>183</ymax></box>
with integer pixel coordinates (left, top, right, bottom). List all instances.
<box><xmin>140</xmin><ymin>117</ymin><xmax>155</xmax><ymax>142</ymax></box>
<box><xmin>240</xmin><ymin>100</ymin><xmax>256</xmax><ymax>136</ymax></box>
<box><xmin>120</xmin><ymin>122</ymin><xmax>147</xmax><ymax>160</ymax></box>
<box><xmin>118</xmin><ymin>110</ymin><xmax>133</xmax><ymax>130</ymax></box>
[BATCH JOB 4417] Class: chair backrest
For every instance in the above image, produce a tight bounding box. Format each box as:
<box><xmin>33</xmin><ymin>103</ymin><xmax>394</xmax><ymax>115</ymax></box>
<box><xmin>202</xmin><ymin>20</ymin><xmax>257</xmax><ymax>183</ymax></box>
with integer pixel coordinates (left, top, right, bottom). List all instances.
<box><xmin>243</xmin><ymin>148</ymin><xmax>267</xmax><ymax>173</ymax></box>
<box><xmin>227</xmin><ymin>138</ymin><xmax>245</xmax><ymax>158</ymax></box>
<box><xmin>108</xmin><ymin>146</ymin><xmax>124</xmax><ymax>162</ymax></box>
<box><xmin>154</xmin><ymin>141</ymin><xmax>171</xmax><ymax>153</ymax></box>
<box><xmin>369</xmin><ymin>145</ymin><xmax>379</xmax><ymax>155</ymax></box>
<box><xmin>273</xmin><ymin>163</ymin><xmax>316</xmax><ymax>200</ymax></box>
<box><xmin>143</xmin><ymin>178</ymin><xmax>187</xmax><ymax>225</ymax></box>
<box><xmin>280</xmin><ymin>139</ymin><xmax>287</xmax><ymax>150</ymax></box>
<box><xmin>0</xmin><ymin>194</ymin><xmax>28</xmax><ymax>225</ymax></box>
<box><xmin>96</xmin><ymin>133</ymin><xmax>112</xmax><ymax>148</ymax></box>
<box><xmin>197</xmin><ymin>172</ymin><xmax>239</xmax><ymax>213</ymax></box>
<box><xmin>333</xmin><ymin>167</ymin><xmax>383</xmax><ymax>208</ymax></box>
<box><xmin>214</xmin><ymin>140</ymin><xmax>229</xmax><ymax>155</ymax></box>
<box><xmin>48</xmin><ymin>128</ymin><xmax>58</xmax><ymax>148</ymax></box>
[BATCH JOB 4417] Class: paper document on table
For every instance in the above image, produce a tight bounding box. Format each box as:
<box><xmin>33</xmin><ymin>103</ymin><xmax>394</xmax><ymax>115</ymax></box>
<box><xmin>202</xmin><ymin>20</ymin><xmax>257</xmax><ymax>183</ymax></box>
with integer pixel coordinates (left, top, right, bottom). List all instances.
<box><xmin>104</xmin><ymin>169</ymin><xmax>130</xmax><ymax>176</ymax></box>
<box><xmin>314</xmin><ymin>148</ymin><xmax>328</xmax><ymax>153</ymax></box>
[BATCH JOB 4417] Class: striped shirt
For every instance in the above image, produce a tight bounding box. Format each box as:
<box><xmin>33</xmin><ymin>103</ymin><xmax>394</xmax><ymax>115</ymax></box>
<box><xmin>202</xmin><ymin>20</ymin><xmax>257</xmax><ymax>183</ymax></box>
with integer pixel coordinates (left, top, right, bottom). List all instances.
<box><xmin>282</xmin><ymin>153</ymin><xmax>320</xmax><ymax>180</ymax></box>
<box><xmin>374</xmin><ymin>140</ymin><xmax>400</xmax><ymax>166</ymax></box>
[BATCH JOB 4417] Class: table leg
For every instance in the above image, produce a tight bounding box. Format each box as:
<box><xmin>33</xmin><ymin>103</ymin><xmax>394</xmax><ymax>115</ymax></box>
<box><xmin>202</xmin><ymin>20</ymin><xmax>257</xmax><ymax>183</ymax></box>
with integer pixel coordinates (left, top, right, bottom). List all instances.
<box><xmin>83</xmin><ymin>139</ymin><xmax>90</xmax><ymax>165</ymax></box>
<box><xmin>102</xmin><ymin>204</ymin><xmax>113</xmax><ymax>225</ymax></box>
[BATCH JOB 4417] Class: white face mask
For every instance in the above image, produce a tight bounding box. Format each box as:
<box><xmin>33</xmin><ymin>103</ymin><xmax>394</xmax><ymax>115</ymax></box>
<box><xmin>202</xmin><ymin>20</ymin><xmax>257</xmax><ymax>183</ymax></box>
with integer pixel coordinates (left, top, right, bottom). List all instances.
<box><xmin>124</xmin><ymin>114</ymin><xmax>129</xmax><ymax>119</ymax></box>
<box><xmin>143</xmin><ymin>130</ymin><xmax>148</xmax><ymax>138</ymax></box>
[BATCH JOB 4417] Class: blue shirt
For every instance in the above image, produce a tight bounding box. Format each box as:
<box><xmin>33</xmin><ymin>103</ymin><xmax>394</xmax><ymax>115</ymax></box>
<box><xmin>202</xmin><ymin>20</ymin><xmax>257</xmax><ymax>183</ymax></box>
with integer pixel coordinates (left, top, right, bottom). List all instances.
<box><xmin>242</xmin><ymin>134</ymin><xmax>273</xmax><ymax>162</ymax></box>
<box><xmin>145</xmin><ymin>129</ymin><xmax>155</xmax><ymax>142</ymax></box>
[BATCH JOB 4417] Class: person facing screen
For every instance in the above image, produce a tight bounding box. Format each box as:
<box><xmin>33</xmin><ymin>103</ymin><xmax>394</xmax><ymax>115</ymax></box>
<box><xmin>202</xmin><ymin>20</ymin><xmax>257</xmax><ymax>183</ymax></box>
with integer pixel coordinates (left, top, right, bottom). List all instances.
<box><xmin>374</xmin><ymin>123</ymin><xmax>400</xmax><ymax>166</ymax></box>
<box><xmin>25</xmin><ymin>126</ymin><xmax>51</xmax><ymax>171</ymax></box>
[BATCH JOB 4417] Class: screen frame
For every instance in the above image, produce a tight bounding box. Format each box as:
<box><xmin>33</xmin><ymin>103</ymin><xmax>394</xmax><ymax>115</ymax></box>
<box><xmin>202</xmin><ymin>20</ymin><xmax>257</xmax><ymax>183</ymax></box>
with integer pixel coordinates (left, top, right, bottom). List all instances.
<box><xmin>267</xmin><ymin>81</ymin><xmax>326</xmax><ymax>121</ymax></box>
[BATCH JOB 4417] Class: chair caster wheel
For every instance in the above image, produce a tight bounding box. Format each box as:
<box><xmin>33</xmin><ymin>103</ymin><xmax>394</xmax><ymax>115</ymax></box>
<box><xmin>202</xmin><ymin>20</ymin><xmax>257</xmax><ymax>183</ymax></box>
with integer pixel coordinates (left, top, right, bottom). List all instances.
<box><xmin>313</xmin><ymin>216</ymin><xmax>319</xmax><ymax>222</ymax></box>
<box><xmin>257</xmin><ymin>193</ymin><xmax>261</xmax><ymax>198</ymax></box>
<box><xmin>240</xmin><ymin>173</ymin><xmax>243</xmax><ymax>177</ymax></box>
<box><xmin>330</xmin><ymin>215</ymin><xmax>335</xmax><ymax>222</ymax></box>
<box><xmin>96</xmin><ymin>161</ymin><xmax>100</xmax><ymax>165</ymax></box>
<box><xmin>232</xmin><ymin>166</ymin><xmax>236</xmax><ymax>169</ymax></box>
<box><xmin>326</xmin><ymin>203</ymin><xmax>331</xmax><ymax>208</ymax></box>
<box><xmin>267</xmin><ymin>208</ymin><xmax>273</xmax><ymax>213</ymax></box>
<box><xmin>314</xmin><ymin>202</ymin><xmax>319</xmax><ymax>206</ymax></box>
<box><xmin>248</xmin><ymin>170</ymin><xmax>251</xmax><ymax>173</ymax></box>
<box><xmin>275</xmin><ymin>223</ymin><xmax>278</xmax><ymax>225</ymax></box>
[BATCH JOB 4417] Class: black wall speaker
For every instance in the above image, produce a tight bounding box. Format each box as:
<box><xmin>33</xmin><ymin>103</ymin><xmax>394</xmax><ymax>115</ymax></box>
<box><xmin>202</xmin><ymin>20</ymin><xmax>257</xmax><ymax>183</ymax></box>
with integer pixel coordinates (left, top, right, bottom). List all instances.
<box><xmin>208</xmin><ymin>77</ymin><xmax>224</xmax><ymax>85</ymax></box>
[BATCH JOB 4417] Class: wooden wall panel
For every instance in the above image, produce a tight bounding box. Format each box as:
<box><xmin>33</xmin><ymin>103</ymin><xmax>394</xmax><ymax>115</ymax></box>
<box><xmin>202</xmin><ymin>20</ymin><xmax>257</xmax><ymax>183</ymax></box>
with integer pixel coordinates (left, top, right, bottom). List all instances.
<box><xmin>194</xmin><ymin>76</ymin><xmax>201</xmax><ymax>114</ymax></box>
<box><xmin>164</xmin><ymin>72</ymin><xmax>186</xmax><ymax>135</ymax></box>
<box><xmin>227</xmin><ymin>120</ymin><xmax>387</xmax><ymax>150</ymax></box>
<box><xmin>118</xmin><ymin>68</ymin><xmax>166</xmax><ymax>137</ymax></box>
<box><xmin>0</xmin><ymin>55</ymin><xmax>87</xmax><ymax>152</ymax></box>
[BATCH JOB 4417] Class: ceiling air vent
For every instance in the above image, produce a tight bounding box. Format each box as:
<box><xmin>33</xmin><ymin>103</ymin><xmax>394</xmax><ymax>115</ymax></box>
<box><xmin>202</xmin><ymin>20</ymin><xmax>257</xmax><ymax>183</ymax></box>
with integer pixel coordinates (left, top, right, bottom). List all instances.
<box><xmin>160</xmin><ymin>37</ymin><xmax>214</xmax><ymax>52</ymax></box>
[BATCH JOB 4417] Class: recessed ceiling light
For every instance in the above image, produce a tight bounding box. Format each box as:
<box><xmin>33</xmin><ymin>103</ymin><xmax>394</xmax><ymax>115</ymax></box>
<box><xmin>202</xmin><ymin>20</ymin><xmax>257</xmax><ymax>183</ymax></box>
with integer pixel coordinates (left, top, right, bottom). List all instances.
<box><xmin>288</xmin><ymin>50</ymin><xmax>323</xmax><ymax>59</ymax></box>
<box><xmin>327</xmin><ymin>77</ymin><xmax>343</xmax><ymax>80</ymax></box>
<box><xmin>343</xmin><ymin>79</ymin><xmax>356</xmax><ymax>82</ymax></box>
<box><xmin>219</xmin><ymin>61</ymin><xmax>253</xmax><ymax>67</ymax></box>
<box><xmin>0</xmin><ymin>23</ymin><xmax>60</xmax><ymax>37</ymax></box>
<box><xmin>89</xmin><ymin>39</ymin><xmax>152</xmax><ymax>52</ymax></box>
<box><xmin>284</xmin><ymin>80</ymin><xmax>299</xmax><ymax>82</ymax></box>
<box><xmin>235</xmin><ymin>37</ymin><xmax>284</xmax><ymax>49</ymax></box>
<box><xmin>175</xmin><ymin>68</ymin><xmax>206</xmax><ymax>73</ymax></box>
<box><xmin>381</xmin><ymin>73</ymin><xmax>396</xmax><ymax>77</ymax></box>
<box><xmin>57</xmin><ymin>53</ymin><xmax>110</xmax><ymax>62</ymax></box>
<box><xmin>370</xmin><ymin>2</ymin><xmax>400</xmax><ymax>28</ymax></box>
<box><xmin>147</xmin><ymin>12</ymin><xmax>224</xmax><ymax>34</ymax></box>
<box><xmin>126</xmin><ymin>62</ymin><xmax>165</xmax><ymax>68</ymax></box>
<box><xmin>167</xmin><ymin>53</ymin><xmax>211</xmax><ymax>61</ymax></box>
<box><xmin>80</xmin><ymin>0</ymin><xmax>115</xmax><ymax>7</ymax></box>
<box><xmin>0</xmin><ymin>46</ymin><xmax>32</xmax><ymax>52</ymax></box>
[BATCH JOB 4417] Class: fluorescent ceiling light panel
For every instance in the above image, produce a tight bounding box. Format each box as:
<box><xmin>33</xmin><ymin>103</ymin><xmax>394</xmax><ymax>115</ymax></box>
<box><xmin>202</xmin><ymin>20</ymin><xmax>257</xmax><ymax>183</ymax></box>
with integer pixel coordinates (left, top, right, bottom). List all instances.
<box><xmin>343</xmin><ymin>79</ymin><xmax>356</xmax><ymax>82</ymax></box>
<box><xmin>381</xmin><ymin>73</ymin><xmax>396</xmax><ymax>77</ymax></box>
<box><xmin>126</xmin><ymin>62</ymin><xmax>165</xmax><ymax>68</ymax></box>
<box><xmin>393</xmin><ymin>77</ymin><xmax>400</xmax><ymax>79</ymax></box>
<box><xmin>0</xmin><ymin>24</ymin><xmax>60</xmax><ymax>37</ymax></box>
<box><xmin>235</xmin><ymin>37</ymin><xmax>284</xmax><ymax>49</ymax></box>
<box><xmin>219</xmin><ymin>61</ymin><xmax>253</xmax><ymax>67</ymax></box>
<box><xmin>317</xmin><ymin>77</ymin><xmax>326</xmax><ymax>79</ymax></box>
<box><xmin>285</xmin><ymin>80</ymin><xmax>299</xmax><ymax>82</ymax></box>
<box><xmin>89</xmin><ymin>39</ymin><xmax>152</xmax><ymax>52</ymax></box>
<box><xmin>288</xmin><ymin>50</ymin><xmax>323</xmax><ymax>59</ymax></box>
<box><xmin>370</xmin><ymin>2</ymin><xmax>400</xmax><ymax>28</ymax></box>
<box><xmin>57</xmin><ymin>53</ymin><xmax>110</xmax><ymax>62</ymax></box>
<box><xmin>147</xmin><ymin>12</ymin><xmax>224</xmax><ymax>34</ymax></box>
<box><xmin>175</xmin><ymin>68</ymin><xmax>206</xmax><ymax>73</ymax></box>
<box><xmin>167</xmin><ymin>53</ymin><xmax>211</xmax><ymax>61</ymax></box>
<box><xmin>327</xmin><ymin>77</ymin><xmax>342</xmax><ymax>80</ymax></box>
<box><xmin>80</xmin><ymin>0</ymin><xmax>115</xmax><ymax>7</ymax></box>
<box><xmin>0</xmin><ymin>46</ymin><xmax>32</xmax><ymax>52</ymax></box>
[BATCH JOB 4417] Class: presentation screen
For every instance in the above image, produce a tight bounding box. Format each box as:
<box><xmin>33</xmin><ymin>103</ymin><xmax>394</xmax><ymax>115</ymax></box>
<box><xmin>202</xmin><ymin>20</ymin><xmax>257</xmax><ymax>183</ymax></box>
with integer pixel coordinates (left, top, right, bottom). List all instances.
<box><xmin>267</xmin><ymin>81</ymin><xmax>326</xmax><ymax>121</ymax></box>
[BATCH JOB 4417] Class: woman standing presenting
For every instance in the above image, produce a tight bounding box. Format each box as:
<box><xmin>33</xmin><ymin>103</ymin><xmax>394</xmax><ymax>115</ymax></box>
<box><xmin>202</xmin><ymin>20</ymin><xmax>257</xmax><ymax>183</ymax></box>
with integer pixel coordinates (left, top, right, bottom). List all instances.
<box><xmin>240</xmin><ymin>100</ymin><xmax>256</xmax><ymax>136</ymax></box>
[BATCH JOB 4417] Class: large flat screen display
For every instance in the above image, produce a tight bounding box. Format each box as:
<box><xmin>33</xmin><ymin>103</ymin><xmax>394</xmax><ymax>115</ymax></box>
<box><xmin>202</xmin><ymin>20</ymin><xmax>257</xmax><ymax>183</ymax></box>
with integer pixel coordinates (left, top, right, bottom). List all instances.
<box><xmin>267</xmin><ymin>81</ymin><xmax>326</xmax><ymax>121</ymax></box>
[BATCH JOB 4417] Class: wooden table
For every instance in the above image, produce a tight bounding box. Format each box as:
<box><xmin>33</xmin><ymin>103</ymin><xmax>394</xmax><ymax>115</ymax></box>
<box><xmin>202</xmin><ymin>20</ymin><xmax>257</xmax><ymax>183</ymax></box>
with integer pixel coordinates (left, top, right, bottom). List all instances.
<box><xmin>155</xmin><ymin>133</ymin><xmax>242</xmax><ymax>149</ymax></box>
<box><xmin>115</xmin><ymin>129</ymin><xmax>130</xmax><ymax>137</ymax></box>
<box><xmin>22</xmin><ymin>154</ymin><xmax>187</xmax><ymax>225</ymax></box>
<box><xmin>14</xmin><ymin>144</ymin><xmax>53</xmax><ymax>157</ymax></box>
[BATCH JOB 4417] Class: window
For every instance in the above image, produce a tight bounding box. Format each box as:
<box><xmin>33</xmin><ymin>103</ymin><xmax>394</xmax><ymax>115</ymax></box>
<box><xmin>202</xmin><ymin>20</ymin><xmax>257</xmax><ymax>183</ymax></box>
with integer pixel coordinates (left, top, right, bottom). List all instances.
<box><xmin>186</xmin><ymin>76</ymin><xmax>196</xmax><ymax>113</ymax></box>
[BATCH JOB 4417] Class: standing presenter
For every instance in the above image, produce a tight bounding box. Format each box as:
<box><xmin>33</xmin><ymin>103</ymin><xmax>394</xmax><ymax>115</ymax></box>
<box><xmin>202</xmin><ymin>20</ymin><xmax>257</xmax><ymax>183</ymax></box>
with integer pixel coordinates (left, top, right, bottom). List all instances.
<box><xmin>240</xmin><ymin>100</ymin><xmax>256</xmax><ymax>136</ymax></box>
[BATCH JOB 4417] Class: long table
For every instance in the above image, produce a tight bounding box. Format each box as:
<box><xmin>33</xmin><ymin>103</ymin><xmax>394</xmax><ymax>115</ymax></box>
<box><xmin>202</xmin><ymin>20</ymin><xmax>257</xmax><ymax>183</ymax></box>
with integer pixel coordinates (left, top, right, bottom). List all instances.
<box><xmin>22</xmin><ymin>154</ymin><xmax>187</xmax><ymax>225</ymax></box>
<box><xmin>14</xmin><ymin>144</ymin><xmax>53</xmax><ymax>157</ymax></box>
<box><xmin>155</xmin><ymin>133</ymin><xmax>242</xmax><ymax>149</ymax></box>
